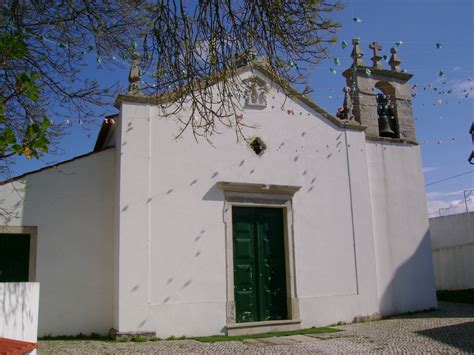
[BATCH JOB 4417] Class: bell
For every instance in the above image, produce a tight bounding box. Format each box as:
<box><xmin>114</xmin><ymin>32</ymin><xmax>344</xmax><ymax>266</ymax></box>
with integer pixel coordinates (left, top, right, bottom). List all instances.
<box><xmin>378</xmin><ymin>114</ymin><xmax>396</xmax><ymax>137</ymax></box>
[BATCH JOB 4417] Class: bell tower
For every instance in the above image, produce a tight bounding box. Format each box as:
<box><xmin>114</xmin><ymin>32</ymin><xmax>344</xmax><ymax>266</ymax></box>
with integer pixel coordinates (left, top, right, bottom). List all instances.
<box><xmin>342</xmin><ymin>39</ymin><xmax>416</xmax><ymax>143</ymax></box>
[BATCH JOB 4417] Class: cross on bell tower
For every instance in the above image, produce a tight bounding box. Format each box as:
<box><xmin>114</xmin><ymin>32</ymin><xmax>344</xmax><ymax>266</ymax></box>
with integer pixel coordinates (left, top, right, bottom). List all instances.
<box><xmin>369</xmin><ymin>42</ymin><xmax>383</xmax><ymax>69</ymax></box>
<box><xmin>342</xmin><ymin>40</ymin><xmax>417</xmax><ymax>143</ymax></box>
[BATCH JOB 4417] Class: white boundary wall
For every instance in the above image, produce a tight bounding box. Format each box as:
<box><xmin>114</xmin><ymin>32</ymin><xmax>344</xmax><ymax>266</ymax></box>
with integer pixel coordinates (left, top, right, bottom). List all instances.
<box><xmin>0</xmin><ymin>282</ymin><xmax>39</xmax><ymax>343</ymax></box>
<box><xmin>430</xmin><ymin>212</ymin><xmax>474</xmax><ymax>290</ymax></box>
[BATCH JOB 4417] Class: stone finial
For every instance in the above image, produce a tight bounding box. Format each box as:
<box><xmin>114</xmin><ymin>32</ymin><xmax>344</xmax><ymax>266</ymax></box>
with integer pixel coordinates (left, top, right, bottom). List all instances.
<box><xmin>351</xmin><ymin>38</ymin><xmax>365</xmax><ymax>67</ymax></box>
<box><xmin>128</xmin><ymin>52</ymin><xmax>142</xmax><ymax>95</ymax></box>
<box><xmin>388</xmin><ymin>47</ymin><xmax>401</xmax><ymax>72</ymax></box>
<box><xmin>337</xmin><ymin>87</ymin><xmax>355</xmax><ymax>121</ymax></box>
<box><xmin>369</xmin><ymin>41</ymin><xmax>383</xmax><ymax>69</ymax></box>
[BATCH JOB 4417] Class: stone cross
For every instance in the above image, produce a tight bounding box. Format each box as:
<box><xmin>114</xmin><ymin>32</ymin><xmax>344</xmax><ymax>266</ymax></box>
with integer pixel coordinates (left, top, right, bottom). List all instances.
<box><xmin>388</xmin><ymin>47</ymin><xmax>401</xmax><ymax>72</ymax></box>
<box><xmin>369</xmin><ymin>41</ymin><xmax>383</xmax><ymax>69</ymax></box>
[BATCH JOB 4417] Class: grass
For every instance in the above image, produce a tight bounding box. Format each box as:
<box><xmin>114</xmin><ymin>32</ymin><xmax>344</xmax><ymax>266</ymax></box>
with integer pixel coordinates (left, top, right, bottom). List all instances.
<box><xmin>38</xmin><ymin>326</ymin><xmax>338</xmax><ymax>344</ymax></box>
<box><xmin>437</xmin><ymin>289</ymin><xmax>474</xmax><ymax>305</ymax></box>
<box><xmin>131</xmin><ymin>335</ymin><xmax>147</xmax><ymax>342</ymax></box>
<box><xmin>191</xmin><ymin>326</ymin><xmax>338</xmax><ymax>343</ymax></box>
<box><xmin>39</xmin><ymin>332</ymin><xmax>111</xmax><ymax>341</ymax></box>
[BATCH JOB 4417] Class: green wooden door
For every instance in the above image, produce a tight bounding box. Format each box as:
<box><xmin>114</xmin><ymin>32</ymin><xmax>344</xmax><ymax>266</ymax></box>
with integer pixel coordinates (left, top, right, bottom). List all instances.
<box><xmin>233</xmin><ymin>207</ymin><xmax>287</xmax><ymax>323</ymax></box>
<box><xmin>0</xmin><ymin>234</ymin><xmax>30</xmax><ymax>282</ymax></box>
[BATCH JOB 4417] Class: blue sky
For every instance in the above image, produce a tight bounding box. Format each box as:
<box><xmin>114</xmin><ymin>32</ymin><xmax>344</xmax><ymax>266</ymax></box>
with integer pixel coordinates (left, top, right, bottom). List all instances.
<box><xmin>10</xmin><ymin>0</ymin><xmax>474</xmax><ymax>216</ymax></box>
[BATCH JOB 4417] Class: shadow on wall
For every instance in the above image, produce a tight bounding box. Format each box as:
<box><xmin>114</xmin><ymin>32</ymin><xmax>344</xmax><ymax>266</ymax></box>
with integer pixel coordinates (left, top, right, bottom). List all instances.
<box><xmin>1</xmin><ymin>283</ymin><xmax>34</xmax><ymax>330</ymax></box>
<box><xmin>416</xmin><ymin>322</ymin><xmax>474</xmax><ymax>352</ymax></box>
<box><xmin>0</xmin><ymin>283</ymin><xmax>38</xmax><ymax>341</ymax></box>
<box><xmin>202</xmin><ymin>183</ymin><xmax>224</xmax><ymax>202</ymax></box>
<box><xmin>388</xmin><ymin>301</ymin><xmax>474</xmax><ymax>320</ymax></box>
<box><xmin>379</xmin><ymin>230</ymin><xmax>438</xmax><ymax>316</ymax></box>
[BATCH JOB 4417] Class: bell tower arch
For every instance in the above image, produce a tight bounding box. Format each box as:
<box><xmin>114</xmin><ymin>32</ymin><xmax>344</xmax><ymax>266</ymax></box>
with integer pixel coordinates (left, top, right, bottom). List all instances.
<box><xmin>342</xmin><ymin>40</ymin><xmax>416</xmax><ymax>143</ymax></box>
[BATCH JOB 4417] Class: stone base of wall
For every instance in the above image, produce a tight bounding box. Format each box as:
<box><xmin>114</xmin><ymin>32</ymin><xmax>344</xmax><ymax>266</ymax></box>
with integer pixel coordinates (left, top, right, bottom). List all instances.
<box><xmin>109</xmin><ymin>328</ymin><xmax>156</xmax><ymax>341</ymax></box>
<box><xmin>352</xmin><ymin>313</ymin><xmax>382</xmax><ymax>324</ymax></box>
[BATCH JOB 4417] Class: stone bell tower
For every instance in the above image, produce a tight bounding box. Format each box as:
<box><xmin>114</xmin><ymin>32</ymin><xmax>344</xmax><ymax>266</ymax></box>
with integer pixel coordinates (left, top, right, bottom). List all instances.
<box><xmin>342</xmin><ymin>39</ymin><xmax>416</xmax><ymax>143</ymax></box>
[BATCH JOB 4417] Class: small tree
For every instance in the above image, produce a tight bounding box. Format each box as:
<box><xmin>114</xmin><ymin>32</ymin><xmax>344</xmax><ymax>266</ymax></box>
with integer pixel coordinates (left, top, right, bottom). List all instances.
<box><xmin>1</xmin><ymin>0</ymin><xmax>342</xmax><ymax>165</ymax></box>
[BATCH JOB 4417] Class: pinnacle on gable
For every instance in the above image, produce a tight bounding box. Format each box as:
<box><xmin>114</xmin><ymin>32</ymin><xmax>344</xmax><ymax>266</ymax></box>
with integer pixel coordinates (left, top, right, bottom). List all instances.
<box><xmin>350</xmin><ymin>38</ymin><xmax>365</xmax><ymax>67</ymax></box>
<box><xmin>388</xmin><ymin>47</ymin><xmax>402</xmax><ymax>72</ymax></box>
<box><xmin>336</xmin><ymin>86</ymin><xmax>355</xmax><ymax>121</ymax></box>
<box><xmin>127</xmin><ymin>52</ymin><xmax>142</xmax><ymax>95</ymax></box>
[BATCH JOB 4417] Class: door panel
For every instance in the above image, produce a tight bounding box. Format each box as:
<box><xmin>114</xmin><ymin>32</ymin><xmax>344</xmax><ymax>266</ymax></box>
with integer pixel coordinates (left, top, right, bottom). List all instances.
<box><xmin>233</xmin><ymin>209</ymin><xmax>259</xmax><ymax>322</ymax></box>
<box><xmin>233</xmin><ymin>207</ymin><xmax>287</xmax><ymax>323</ymax></box>
<box><xmin>0</xmin><ymin>234</ymin><xmax>30</xmax><ymax>282</ymax></box>
<box><xmin>257</xmin><ymin>208</ymin><xmax>287</xmax><ymax>321</ymax></box>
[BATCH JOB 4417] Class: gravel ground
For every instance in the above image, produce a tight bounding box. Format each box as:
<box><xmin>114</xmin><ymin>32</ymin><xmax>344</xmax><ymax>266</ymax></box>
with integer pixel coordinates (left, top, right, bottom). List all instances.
<box><xmin>38</xmin><ymin>301</ymin><xmax>474</xmax><ymax>354</ymax></box>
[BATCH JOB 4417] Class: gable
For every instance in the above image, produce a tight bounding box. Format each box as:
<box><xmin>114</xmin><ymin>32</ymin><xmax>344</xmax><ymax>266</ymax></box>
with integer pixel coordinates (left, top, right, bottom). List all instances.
<box><xmin>95</xmin><ymin>65</ymin><xmax>366</xmax><ymax>151</ymax></box>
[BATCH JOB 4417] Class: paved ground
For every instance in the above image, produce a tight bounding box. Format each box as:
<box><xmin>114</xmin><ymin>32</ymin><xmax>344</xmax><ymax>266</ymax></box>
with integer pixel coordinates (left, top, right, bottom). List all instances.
<box><xmin>38</xmin><ymin>302</ymin><xmax>474</xmax><ymax>354</ymax></box>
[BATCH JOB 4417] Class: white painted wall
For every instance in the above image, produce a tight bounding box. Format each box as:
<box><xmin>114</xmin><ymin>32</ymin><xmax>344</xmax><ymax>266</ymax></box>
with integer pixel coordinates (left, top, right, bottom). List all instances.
<box><xmin>114</xmin><ymin>69</ymin><xmax>384</xmax><ymax>337</ymax></box>
<box><xmin>430</xmin><ymin>212</ymin><xmax>474</xmax><ymax>290</ymax></box>
<box><xmin>0</xmin><ymin>282</ymin><xmax>39</xmax><ymax>343</ymax></box>
<box><xmin>366</xmin><ymin>142</ymin><xmax>437</xmax><ymax>315</ymax></box>
<box><xmin>0</xmin><ymin>149</ymin><xmax>115</xmax><ymax>336</ymax></box>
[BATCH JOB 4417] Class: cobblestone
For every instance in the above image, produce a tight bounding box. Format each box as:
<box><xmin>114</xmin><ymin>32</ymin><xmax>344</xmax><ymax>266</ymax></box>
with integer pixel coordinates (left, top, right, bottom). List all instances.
<box><xmin>38</xmin><ymin>302</ymin><xmax>474</xmax><ymax>354</ymax></box>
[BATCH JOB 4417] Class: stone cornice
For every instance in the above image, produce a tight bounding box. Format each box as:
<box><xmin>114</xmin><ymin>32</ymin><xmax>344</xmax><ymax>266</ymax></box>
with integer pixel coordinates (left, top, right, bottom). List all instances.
<box><xmin>218</xmin><ymin>181</ymin><xmax>301</xmax><ymax>196</ymax></box>
<box><xmin>365</xmin><ymin>136</ymin><xmax>419</xmax><ymax>146</ymax></box>
<box><xmin>343</xmin><ymin>66</ymin><xmax>413</xmax><ymax>82</ymax></box>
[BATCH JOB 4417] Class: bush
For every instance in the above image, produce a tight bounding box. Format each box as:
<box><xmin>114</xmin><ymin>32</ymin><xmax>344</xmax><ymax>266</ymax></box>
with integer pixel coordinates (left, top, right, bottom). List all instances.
<box><xmin>131</xmin><ymin>335</ymin><xmax>147</xmax><ymax>342</ymax></box>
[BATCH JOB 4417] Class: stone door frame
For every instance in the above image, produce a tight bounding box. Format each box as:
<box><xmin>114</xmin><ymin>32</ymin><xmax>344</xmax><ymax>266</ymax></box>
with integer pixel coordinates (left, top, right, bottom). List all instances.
<box><xmin>218</xmin><ymin>182</ymin><xmax>301</xmax><ymax>335</ymax></box>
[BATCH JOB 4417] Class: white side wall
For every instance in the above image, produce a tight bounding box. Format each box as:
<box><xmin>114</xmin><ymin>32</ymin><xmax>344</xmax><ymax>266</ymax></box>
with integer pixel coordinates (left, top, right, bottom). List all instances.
<box><xmin>0</xmin><ymin>282</ymin><xmax>39</xmax><ymax>343</ymax></box>
<box><xmin>115</xmin><ymin>70</ymin><xmax>381</xmax><ymax>337</ymax></box>
<box><xmin>0</xmin><ymin>149</ymin><xmax>115</xmax><ymax>336</ymax></box>
<box><xmin>366</xmin><ymin>142</ymin><xmax>437</xmax><ymax>315</ymax></box>
<box><xmin>430</xmin><ymin>212</ymin><xmax>474</xmax><ymax>290</ymax></box>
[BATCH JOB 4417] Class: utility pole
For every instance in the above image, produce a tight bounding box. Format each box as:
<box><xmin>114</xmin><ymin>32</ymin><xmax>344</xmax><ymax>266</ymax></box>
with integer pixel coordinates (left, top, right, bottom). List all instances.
<box><xmin>469</xmin><ymin>122</ymin><xmax>474</xmax><ymax>164</ymax></box>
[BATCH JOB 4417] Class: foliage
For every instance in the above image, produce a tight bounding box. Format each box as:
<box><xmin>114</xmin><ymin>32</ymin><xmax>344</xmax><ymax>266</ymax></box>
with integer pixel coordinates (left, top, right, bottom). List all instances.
<box><xmin>140</xmin><ymin>0</ymin><xmax>342</xmax><ymax>140</ymax></box>
<box><xmin>1</xmin><ymin>0</ymin><xmax>145</xmax><ymax>166</ymax></box>
<box><xmin>1</xmin><ymin>0</ymin><xmax>342</xmax><ymax>165</ymax></box>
